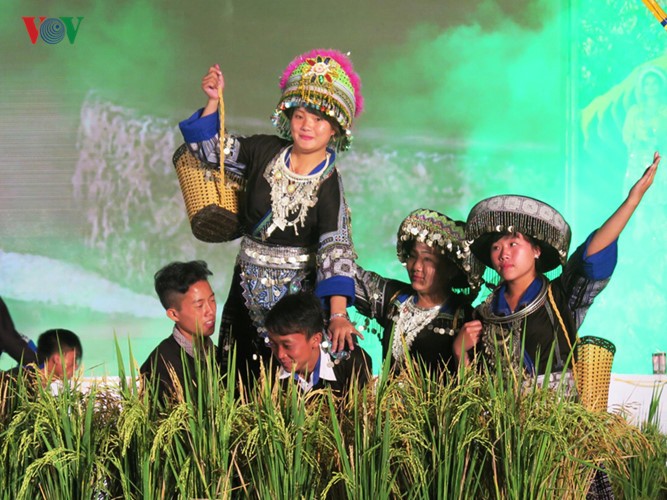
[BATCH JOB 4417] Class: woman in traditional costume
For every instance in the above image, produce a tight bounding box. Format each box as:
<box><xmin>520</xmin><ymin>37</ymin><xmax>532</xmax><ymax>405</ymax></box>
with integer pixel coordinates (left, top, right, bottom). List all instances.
<box><xmin>179</xmin><ymin>50</ymin><xmax>363</xmax><ymax>384</ymax></box>
<box><xmin>465</xmin><ymin>152</ymin><xmax>660</xmax><ymax>378</ymax></box>
<box><xmin>353</xmin><ymin>209</ymin><xmax>484</xmax><ymax>373</ymax></box>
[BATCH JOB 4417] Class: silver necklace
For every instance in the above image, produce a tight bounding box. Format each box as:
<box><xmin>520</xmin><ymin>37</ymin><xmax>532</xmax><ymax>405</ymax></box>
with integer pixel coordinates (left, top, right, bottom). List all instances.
<box><xmin>477</xmin><ymin>275</ymin><xmax>549</xmax><ymax>325</ymax></box>
<box><xmin>392</xmin><ymin>295</ymin><xmax>444</xmax><ymax>363</ymax></box>
<box><xmin>264</xmin><ymin>147</ymin><xmax>330</xmax><ymax>237</ymax></box>
<box><xmin>477</xmin><ymin>275</ymin><xmax>549</xmax><ymax>369</ymax></box>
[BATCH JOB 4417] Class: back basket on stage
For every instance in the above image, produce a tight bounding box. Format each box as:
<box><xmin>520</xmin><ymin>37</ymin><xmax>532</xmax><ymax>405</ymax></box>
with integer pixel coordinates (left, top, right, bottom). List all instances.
<box><xmin>575</xmin><ymin>336</ymin><xmax>616</xmax><ymax>412</ymax></box>
<box><xmin>173</xmin><ymin>90</ymin><xmax>244</xmax><ymax>243</ymax></box>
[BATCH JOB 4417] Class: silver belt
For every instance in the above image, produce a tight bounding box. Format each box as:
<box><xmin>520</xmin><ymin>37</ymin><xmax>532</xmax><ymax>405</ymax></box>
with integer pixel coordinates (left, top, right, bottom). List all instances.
<box><xmin>237</xmin><ymin>237</ymin><xmax>316</xmax><ymax>270</ymax></box>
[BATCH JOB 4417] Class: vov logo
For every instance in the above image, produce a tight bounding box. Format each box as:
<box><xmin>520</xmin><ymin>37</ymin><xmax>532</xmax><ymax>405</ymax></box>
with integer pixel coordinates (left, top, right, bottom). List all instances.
<box><xmin>22</xmin><ymin>17</ymin><xmax>84</xmax><ymax>44</ymax></box>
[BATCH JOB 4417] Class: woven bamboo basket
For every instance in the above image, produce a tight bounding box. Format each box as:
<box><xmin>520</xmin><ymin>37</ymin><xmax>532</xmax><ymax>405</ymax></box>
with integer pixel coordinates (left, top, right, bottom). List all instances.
<box><xmin>173</xmin><ymin>144</ymin><xmax>244</xmax><ymax>242</ymax></box>
<box><xmin>173</xmin><ymin>90</ymin><xmax>244</xmax><ymax>243</ymax></box>
<box><xmin>575</xmin><ymin>336</ymin><xmax>616</xmax><ymax>412</ymax></box>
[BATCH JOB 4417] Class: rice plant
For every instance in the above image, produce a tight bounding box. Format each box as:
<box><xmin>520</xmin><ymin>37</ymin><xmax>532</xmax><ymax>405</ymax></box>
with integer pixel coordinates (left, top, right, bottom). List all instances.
<box><xmin>478</xmin><ymin>335</ymin><xmax>650</xmax><ymax>500</ymax></box>
<box><xmin>391</xmin><ymin>359</ymin><xmax>490</xmax><ymax>499</ymax></box>
<box><xmin>0</xmin><ymin>336</ymin><xmax>662</xmax><ymax>499</ymax></box>
<box><xmin>0</xmin><ymin>369</ymin><xmax>116</xmax><ymax>499</ymax></box>
<box><xmin>166</xmin><ymin>349</ymin><xmax>243</xmax><ymax>499</ymax></box>
<box><xmin>322</xmin><ymin>351</ymin><xmax>425</xmax><ymax>499</ymax></box>
<box><xmin>324</xmin><ymin>374</ymin><xmax>399</xmax><ymax>499</ymax></box>
<box><xmin>235</xmin><ymin>362</ymin><xmax>334</xmax><ymax>499</ymax></box>
<box><xmin>104</xmin><ymin>339</ymin><xmax>173</xmax><ymax>499</ymax></box>
<box><xmin>611</xmin><ymin>386</ymin><xmax>667</xmax><ymax>499</ymax></box>
<box><xmin>483</xmin><ymin>362</ymin><xmax>585</xmax><ymax>499</ymax></box>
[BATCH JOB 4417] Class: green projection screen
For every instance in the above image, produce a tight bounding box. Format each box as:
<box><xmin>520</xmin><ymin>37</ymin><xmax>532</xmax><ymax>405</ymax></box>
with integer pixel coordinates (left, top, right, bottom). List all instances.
<box><xmin>1</xmin><ymin>0</ymin><xmax>665</xmax><ymax>375</ymax></box>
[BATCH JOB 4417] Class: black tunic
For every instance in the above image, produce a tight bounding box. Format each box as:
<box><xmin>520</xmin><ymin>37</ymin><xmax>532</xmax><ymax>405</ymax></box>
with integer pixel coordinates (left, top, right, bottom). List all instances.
<box><xmin>139</xmin><ymin>334</ymin><xmax>212</xmax><ymax>404</ymax></box>
<box><xmin>353</xmin><ymin>267</ymin><xmax>473</xmax><ymax>374</ymax></box>
<box><xmin>185</xmin><ymin>132</ymin><xmax>357</xmax><ymax>384</ymax></box>
<box><xmin>0</xmin><ymin>297</ymin><xmax>39</xmax><ymax>365</ymax></box>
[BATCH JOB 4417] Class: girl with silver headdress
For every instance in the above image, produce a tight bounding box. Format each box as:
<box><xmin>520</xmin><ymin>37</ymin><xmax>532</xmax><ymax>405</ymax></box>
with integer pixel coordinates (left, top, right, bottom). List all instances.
<box><xmin>353</xmin><ymin>209</ymin><xmax>484</xmax><ymax>374</ymax></box>
<box><xmin>179</xmin><ymin>50</ymin><xmax>364</xmax><ymax>385</ymax></box>
<box><xmin>465</xmin><ymin>152</ymin><xmax>660</xmax><ymax>378</ymax></box>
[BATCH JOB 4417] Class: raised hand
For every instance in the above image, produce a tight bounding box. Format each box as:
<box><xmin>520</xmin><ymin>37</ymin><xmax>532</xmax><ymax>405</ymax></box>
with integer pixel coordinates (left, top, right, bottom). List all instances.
<box><xmin>628</xmin><ymin>151</ymin><xmax>660</xmax><ymax>205</ymax></box>
<box><xmin>588</xmin><ymin>151</ymin><xmax>660</xmax><ymax>256</ymax></box>
<box><xmin>201</xmin><ymin>64</ymin><xmax>224</xmax><ymax>118</ymax></box>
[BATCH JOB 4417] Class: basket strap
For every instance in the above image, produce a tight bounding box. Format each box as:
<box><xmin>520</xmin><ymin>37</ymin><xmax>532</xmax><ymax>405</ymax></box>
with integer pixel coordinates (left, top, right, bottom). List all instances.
<box><xmin>217</xmin><ymin>86</ymin><xmax>226</xmax><ymax>203</ymax></box>
<box><xmin>546</xmin><ymin>283</ymin><xmax>579</xmax><ymax>387</ymax></box>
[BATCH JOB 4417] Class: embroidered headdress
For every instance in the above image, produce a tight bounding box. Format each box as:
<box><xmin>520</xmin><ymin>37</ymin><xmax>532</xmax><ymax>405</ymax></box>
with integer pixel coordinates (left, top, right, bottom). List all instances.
<box><xmin>397</xmin><ymin>208</ymin><xmax>483</xmax><ymax>294</ymax></box>
<box><xmin>465</xmin><ymin>195</ymin><xmax>572</xmax><ymax>272</ymax></box>
<box><xmin>272</xmin><ymin>49</ymin><xmax>364</xmax><ymax>152</ymax></box>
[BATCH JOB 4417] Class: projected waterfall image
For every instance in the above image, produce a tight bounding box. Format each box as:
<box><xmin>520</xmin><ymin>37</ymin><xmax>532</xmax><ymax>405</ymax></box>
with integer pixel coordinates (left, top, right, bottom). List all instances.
<box><xmin>1</xmin><ymin>0</ymin><xmax>665</xmax><ymax>375</ymax></box>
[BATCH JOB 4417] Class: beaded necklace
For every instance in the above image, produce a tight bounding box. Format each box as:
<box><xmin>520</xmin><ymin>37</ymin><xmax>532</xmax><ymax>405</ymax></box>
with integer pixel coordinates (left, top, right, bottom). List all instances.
<box><xmin>265</xmin><ymin>146</ymin><xmax>331</xmax><ymax>237</ymax></box>
<box><xmin>391</xmin><ymin>295</ymin><xmax>445</xmax><ymax>363</ymax></box>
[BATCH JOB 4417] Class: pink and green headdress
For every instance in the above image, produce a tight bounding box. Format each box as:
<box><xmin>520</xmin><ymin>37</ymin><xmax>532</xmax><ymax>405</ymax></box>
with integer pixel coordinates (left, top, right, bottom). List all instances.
<box><xmin>272</xmin><ymin>49</ymin><xmax>364</xmax><ymax>152</ymax></box>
